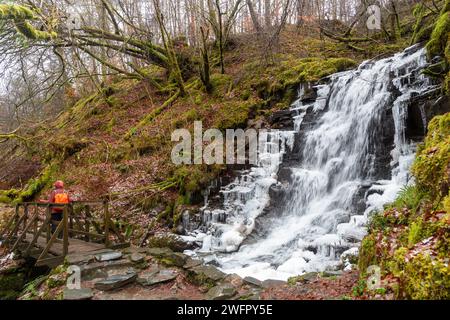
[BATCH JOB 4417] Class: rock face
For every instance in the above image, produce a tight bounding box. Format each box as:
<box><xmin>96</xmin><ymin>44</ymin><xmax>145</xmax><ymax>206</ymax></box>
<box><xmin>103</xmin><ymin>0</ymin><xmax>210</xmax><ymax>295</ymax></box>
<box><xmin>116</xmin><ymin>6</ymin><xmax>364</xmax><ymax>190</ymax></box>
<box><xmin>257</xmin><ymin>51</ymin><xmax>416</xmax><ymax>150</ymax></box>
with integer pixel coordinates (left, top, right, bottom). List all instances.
<box><xmin>206</xmin><ymin>283</ymin><xmax>237</xmax><ymax>300</ymax></box>
<box><xmin>63</xmin><ymin>288</ymin><xmax>94</xmax><ymax>300</ymax></box>
<box><xmin>94</xmin><ymin>272</ymin><xmax>137</xmax><ymax>291</ymax></box>
<box><xmin>406</xmin><ymin>89</ymin><xmax>450</xmax><ymax>140</ymax></box>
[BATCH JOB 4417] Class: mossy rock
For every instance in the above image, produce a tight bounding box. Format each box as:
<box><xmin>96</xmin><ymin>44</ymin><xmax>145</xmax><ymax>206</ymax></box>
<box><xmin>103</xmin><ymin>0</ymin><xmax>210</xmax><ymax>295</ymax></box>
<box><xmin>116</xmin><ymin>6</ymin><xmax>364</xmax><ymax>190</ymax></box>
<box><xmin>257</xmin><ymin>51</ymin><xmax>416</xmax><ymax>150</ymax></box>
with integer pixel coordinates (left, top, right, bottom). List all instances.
<box><xmin>187</xmin><ymin>265</ymin><xmax>226</xmax><ymax>287</ymax></box>
<box><xmin>0</xmin><ymin>269</ymin><xmax>26</xmax><ymax>300</ymax></box>
<box><xmin>358</xmin><ymin>235</ymin><xmax>378</xmax><ymax>273</ymax></box>
<box><xmin>412</xmin><ymin>113</ymin><xmax>450</xmax><ymax>199</ymax></box>
<box><xmin>425</xmin><ymin>10</ymin><xmax>450</xmax><ymax>59</ymax></box>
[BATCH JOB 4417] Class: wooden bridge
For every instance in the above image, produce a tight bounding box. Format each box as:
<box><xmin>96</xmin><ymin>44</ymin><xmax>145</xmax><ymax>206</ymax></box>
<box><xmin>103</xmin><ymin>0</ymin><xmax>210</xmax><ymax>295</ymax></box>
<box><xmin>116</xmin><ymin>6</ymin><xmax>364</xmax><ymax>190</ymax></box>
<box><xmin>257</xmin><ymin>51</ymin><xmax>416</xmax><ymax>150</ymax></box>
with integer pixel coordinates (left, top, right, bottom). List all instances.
<box><xmin>0</xmin><ymin>201</ymin><xmax>128</xmax><ymax>267</ymax></box>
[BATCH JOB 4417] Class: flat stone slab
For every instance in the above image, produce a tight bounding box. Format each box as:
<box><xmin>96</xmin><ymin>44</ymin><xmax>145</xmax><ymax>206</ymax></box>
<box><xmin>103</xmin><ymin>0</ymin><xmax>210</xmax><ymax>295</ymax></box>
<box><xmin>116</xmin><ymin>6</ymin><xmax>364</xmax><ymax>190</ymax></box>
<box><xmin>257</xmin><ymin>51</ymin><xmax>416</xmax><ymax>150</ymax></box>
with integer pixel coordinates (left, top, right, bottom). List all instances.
<box><xmin>261</xmin><ymin>279</ymin><xmax>286</xmax><ymax>289</ymax></box>
<box><xmin>66</xmin><ymin>253</ymin><xmax>95</xmax><ymax>265</ymax></box>
<box><xmin>207</xmin><ymin>284</ymin><xmax>237</xmax><ymax>300</ymax></box>
<box><xmin>94</xmin><ymin>272</ymin><xmax>137</xmax><ymax>291</ymax></box>
<box><xmin>63</xmin><ymin>288</ymin><xmax>94</xmax><ymax>300</ymax></box>
<box><xmin>80</xmin><ymin>262</ymin><xmax>109</xmax><ymax>281</ymax></box>
<box><xmin>137</xmin><ymin>269</ymin><xmax>178</xmax><ymax>286</ymax></box>
<box><xmin>293</xmin><ymin>272</ymin><xmax>319</xmax><ymax>283</ymax></box>
<box><xmin>243</xmin><ymin>276</ymin><xmax>262</xmax><ymax>287</ymax></box>
<box><xmin>95</xmin><ymin>251</ymin><xmax>123</xmax><ymax>262</ymax></box>
<box><xmin>147</xmin><ymin>247</ymin><xmax>174</xmax><ymax>257</ymax></box>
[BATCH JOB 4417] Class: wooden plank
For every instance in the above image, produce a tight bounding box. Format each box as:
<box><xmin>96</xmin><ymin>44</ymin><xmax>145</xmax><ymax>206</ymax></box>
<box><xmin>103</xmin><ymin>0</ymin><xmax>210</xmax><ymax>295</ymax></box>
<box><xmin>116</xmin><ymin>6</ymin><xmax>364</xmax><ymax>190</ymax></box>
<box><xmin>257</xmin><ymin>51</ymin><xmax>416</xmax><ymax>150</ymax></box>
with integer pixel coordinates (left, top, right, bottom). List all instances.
<box><xmin>10</xmin><ymin>212</ymin><xmax>39</xmax><ymax>252</ymax></box>
<box><xmin>67</xmin><ymin>229</ymin><xmax>105</xmax><ymax>239</ymax></box>
<box><xmin>25</xmin><ymin>214</ymin><xmax>52</xmax><ymax>256</ymax></box>
<box><xmin>5</xmin><ymin>211</ymin><xmax>27</xmax><ymax>244</ymax></box>
<box><xmin>104</xmin><ymin>201</ymin><xmax>110</xmax><ymax>247</ymax></box>
<box><xmin>63</xmin><ymin>207</ymin><xmax>69</xmax><ymax>256</ymax></box>
<box><xmin>36</xmin><ymin>256</ymin><xmax>65</xmax><ymax>268</ymax></box>
<box><xmin>24</xmin><ymin>235</ymin><xmax>105</xmax><ymax>256</ymax></box>
<box><xmin>36</xmin><ymin>221</ymin><xmax>64</xmax><ymax>261</ymax></box>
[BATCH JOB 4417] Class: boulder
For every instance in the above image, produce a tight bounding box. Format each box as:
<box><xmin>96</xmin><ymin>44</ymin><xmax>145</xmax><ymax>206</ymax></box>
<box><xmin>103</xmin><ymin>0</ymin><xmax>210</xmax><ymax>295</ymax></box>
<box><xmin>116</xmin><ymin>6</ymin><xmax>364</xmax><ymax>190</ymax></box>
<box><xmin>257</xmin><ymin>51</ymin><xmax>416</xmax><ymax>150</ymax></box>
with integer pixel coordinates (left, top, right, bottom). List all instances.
<box><xmin>63</xmin><ymin>288</ymin><xmax>94</xmax><ymax>300</ymax></box>
<box><xmin>189</xmin><ymin>265</ymin><xmax>226</xmax><ymax>285</ymax></box>
<box><xmin>206</xmin><ymin>283</ymin><xmax>237</xmax><ymax>300</ymax></box>
<box><xmin>94</xmin><ymin>272</ymin><xmax>137</xmax><ymax>291</ymax></box>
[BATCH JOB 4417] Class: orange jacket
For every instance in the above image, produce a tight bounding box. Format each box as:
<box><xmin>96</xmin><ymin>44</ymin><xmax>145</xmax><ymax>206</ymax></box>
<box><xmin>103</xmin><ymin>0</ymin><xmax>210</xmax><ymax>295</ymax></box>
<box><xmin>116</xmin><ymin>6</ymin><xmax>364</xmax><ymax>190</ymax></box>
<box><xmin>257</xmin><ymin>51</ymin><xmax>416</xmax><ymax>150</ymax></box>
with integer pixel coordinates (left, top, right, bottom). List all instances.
<box><xmin>48</xmin><ymin>188</ymin><xmax>71</xmax><ymax>213</ymax></box>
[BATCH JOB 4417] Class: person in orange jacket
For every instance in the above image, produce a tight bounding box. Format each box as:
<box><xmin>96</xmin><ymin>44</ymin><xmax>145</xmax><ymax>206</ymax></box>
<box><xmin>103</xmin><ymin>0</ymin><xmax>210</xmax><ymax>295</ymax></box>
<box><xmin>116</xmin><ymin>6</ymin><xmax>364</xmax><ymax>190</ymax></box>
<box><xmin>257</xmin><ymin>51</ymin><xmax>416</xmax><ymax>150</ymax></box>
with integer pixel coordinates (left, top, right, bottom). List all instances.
<box><xmin>48</xmin><ymin>181</ymin><xmax>71</xmax><ymax>235</ymax></box>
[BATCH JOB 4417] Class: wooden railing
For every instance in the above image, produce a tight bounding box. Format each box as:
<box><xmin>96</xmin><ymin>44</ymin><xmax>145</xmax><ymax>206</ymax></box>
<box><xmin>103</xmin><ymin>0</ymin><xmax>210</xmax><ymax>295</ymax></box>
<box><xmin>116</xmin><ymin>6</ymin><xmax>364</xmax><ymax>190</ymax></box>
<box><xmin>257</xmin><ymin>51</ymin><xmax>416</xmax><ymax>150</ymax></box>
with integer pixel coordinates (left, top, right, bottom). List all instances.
<box><xmin>0</xmin><ymin>201</ymin><xmax>126</xmax><ymax>266</ymax></box>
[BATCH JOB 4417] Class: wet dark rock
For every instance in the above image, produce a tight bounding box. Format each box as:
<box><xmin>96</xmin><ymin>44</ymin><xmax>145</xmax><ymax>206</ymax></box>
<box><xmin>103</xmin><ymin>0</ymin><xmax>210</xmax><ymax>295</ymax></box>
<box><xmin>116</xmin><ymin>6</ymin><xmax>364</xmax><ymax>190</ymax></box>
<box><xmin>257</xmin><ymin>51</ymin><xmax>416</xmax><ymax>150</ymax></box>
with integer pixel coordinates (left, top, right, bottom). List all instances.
<box><xmin>94</xmin><ymin>272</ymin><xmax>137</xmax><ymax>291</ymax></box>
<box><xmin>63</xmin><ymin>288</ymin><xmax>94</xmax><ymax>300</ymax></box>
<box><xmin>301</xmin><ymin>87</ymin><xmax>318</xmax><ymax>103</ymax></box>
<box><xmin>268</xmin><ymin>110</ymin><xmax>294</xmax><ymax>129</ymax></box>
<box><xmin>407</xmin><ymin>89</ymin><xmax>449</xmax><ymax>140</ymax></box>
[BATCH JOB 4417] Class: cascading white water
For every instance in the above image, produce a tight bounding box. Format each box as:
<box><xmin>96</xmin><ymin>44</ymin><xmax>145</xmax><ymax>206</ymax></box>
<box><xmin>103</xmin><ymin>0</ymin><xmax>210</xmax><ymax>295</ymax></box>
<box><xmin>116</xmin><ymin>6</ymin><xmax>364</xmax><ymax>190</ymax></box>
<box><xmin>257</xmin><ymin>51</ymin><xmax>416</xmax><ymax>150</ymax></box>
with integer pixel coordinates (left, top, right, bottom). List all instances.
<box><xmin>184</xmin><ymin>45</ymin><xmax>434</xmax><ymax>281</ymax></box>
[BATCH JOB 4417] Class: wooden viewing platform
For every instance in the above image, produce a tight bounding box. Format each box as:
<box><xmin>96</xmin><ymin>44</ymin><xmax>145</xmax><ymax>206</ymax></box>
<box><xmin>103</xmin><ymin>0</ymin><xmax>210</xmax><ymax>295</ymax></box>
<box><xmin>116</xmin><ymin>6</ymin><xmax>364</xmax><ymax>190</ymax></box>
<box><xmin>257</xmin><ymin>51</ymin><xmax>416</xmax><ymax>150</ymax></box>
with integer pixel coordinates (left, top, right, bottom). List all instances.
<box><xmin>0</xmin><ymin>201</ymin><xmax>128</xmax><ymax>267</ymax></box>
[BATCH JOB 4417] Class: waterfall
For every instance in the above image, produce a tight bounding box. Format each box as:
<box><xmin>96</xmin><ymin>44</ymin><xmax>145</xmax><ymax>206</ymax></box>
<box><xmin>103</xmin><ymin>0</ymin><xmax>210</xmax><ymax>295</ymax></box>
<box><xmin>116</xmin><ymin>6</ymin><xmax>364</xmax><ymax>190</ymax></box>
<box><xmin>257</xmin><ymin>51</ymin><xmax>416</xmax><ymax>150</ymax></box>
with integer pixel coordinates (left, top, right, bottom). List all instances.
<box><xmin>183</xmin><ymin>45</ymin><xmax>433</xmax><ymax>281</ymax></box>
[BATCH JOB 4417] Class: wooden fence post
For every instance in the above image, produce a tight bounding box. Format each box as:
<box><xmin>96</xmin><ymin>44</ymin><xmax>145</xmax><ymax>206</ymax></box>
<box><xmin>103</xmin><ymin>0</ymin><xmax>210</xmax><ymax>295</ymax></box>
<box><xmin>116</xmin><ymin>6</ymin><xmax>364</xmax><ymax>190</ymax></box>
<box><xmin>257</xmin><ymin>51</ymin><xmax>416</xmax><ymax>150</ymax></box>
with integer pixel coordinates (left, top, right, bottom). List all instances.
<box><xmin>85</xmin><ymin>205</ymin><xmax>91</xmax><ymax>242</ymax></box>
<box><xmin>104</xmin><ymin>201</ymin><xmax>110</xmax><ymax>247</ymax></box>
<box><xmin>46</xmin><ymin>204</ymin><xmax>51</xmax><ymax>242</ymax></box>
<box><xmin>23</xmin><ymin>204</ymin><xmax>28</xmax><ymax>233</ymax></box>
<box><xmin>63</xmin><ymin>206</ymin><xmax>69</xmax><ymax>256</ymax></box>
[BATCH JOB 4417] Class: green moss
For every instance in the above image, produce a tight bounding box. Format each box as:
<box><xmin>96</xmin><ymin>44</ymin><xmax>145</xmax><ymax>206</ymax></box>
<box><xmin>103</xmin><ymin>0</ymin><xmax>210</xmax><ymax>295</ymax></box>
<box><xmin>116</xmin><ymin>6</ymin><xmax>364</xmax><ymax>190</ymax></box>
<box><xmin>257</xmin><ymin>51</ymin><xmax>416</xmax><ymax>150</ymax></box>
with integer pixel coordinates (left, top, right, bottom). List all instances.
<box><xmin>358</xmin><ymin>235</ymin><xmax>378</xmax><ymax>273</ymax></box>
<box><xmin>425</xmin><ymin>12</ymin><xmax>450</xmax><ymax>58</ymax></box>
<box><xmin>0</xmin><ymin>269</ymin><xmax>26</xmax><ymax>300</ymax></box>
<box><xmin>407</xmin><ymin>220</ymin><xmax>423</xmax><ymax>247</ymax></box>
<box><xmin>412</xmin><ymin>113</ymin><xmax>450</xmax><ymax>200</ymax></box>
<box><xmin>12</xmin><ymin>163</ymin><xmax>58</xmax><ymax>204</ymax></box>
<box><xmin>390</xmin><ymin>251</ymin><xmax>450</xmax><ymax>299</ymax></box>
<box><xmin>0</xmin><ymin>4</ymin><xmax>35</xmax><ymax>20</ymax></box>
<box><xmin>0</xmin><ymin>4</ymin><xmax>57</xmax><ymax>41</ymax></box>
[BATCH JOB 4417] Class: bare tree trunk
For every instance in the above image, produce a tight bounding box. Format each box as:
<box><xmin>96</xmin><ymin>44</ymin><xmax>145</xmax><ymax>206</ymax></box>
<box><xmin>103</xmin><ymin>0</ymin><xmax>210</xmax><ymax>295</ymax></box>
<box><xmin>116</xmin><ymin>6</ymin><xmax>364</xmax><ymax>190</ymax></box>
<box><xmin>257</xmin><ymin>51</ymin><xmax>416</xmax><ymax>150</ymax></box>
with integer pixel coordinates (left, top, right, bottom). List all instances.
<box><xmin>247</xmin><ymin>0</ymin><xmax>263</xmax><ymax>33</ymax></box>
